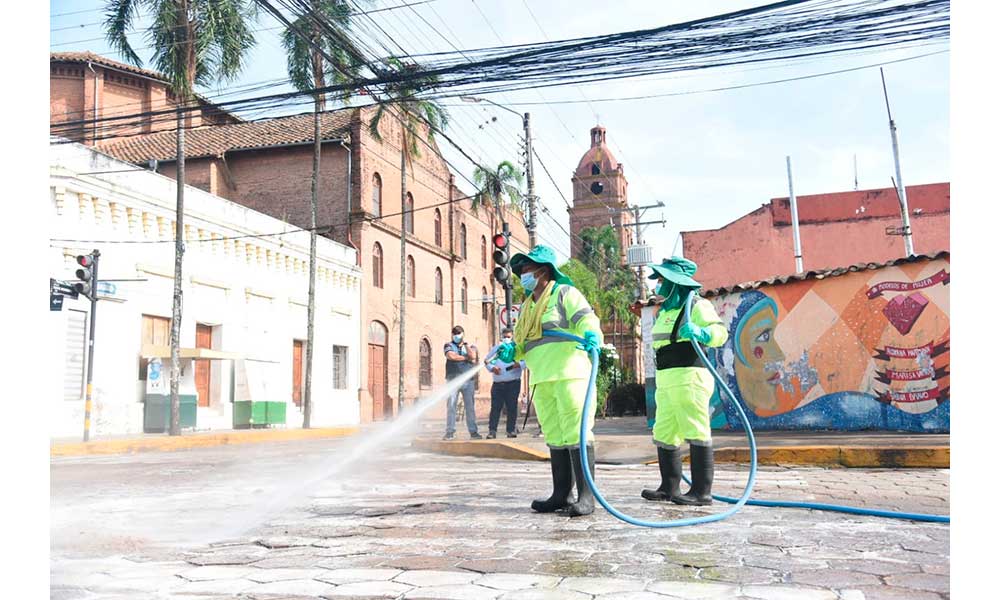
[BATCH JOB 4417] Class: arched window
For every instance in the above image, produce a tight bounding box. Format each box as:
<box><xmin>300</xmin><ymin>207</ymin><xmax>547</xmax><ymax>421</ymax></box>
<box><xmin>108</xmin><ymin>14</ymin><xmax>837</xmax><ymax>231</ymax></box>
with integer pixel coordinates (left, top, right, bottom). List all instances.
<box><xmin>368</xmin><ymin>320</ymin><xmax>387</xmax><ymax>345</ymax></box>
<box><xmin>481</xmin><ymin>235</ymin><xmax>488</xmax><ymax>269</ymax></box>
<box><xmin>404</xmin><ymin>192</ymin><xmax>414</xmax><ymax>234</ymax></box>
<box><xmin>406</xmin><ymin>255</ymin><xmax>415</xmax><ymax>297</ymax></box>
<box><xmin>461</xmin><ymin>278</ymin><xmax>468</xmax><ymax>314</ymax></box>
<box><xmin>434</xmin><ymin>268</ymin><xmax>443</xmax><ymax>305</ymax></box>
<box><xmin>591</xmin><ymin>163</ymin><xmax>601</xmax><ymax>176</ymax></box>
<box><xmin>434</xmin><ymin>209</ymin><xmax>442</xmax><ymax>247</ymax></box>
<box><xmin>371</xmin><ymin>173</ymin><xmax>382</xmax><ymax>217</ymax></box>
<box><xmin>372</xmin><ymin>242</ymin><xmax>383</xmax><ymax>289</ymax></box>
<box><xmin>419</xmin><ymin>338</ymin><xmax>432</xmax><ymax>389</ymax></box>
<box><xmin>481</xmin><ymin>287</ymin><xmax>489</xmax><ymax>321</ymax></box>
<box><xmin>460</xmin><ymin>223</ymin><xmax>467</xmax><ymax>259</ymax></box>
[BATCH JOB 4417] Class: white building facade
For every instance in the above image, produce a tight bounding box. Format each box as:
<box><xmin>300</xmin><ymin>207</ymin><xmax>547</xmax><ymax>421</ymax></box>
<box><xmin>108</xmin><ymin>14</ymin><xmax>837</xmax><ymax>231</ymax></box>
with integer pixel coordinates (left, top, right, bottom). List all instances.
<box><xmin>49</xmin><ymin>142</ymin><xmax>363</xmax><ymax>439</ymax></box>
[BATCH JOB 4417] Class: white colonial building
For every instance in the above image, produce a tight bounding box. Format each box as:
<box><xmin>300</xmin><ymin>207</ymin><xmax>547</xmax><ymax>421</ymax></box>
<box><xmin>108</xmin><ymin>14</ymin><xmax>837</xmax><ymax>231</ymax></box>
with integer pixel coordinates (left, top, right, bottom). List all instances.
<box><xmin>49</xmin><ymin>141</ymin><xmax>363</xmax><ymax>439</ymax></box>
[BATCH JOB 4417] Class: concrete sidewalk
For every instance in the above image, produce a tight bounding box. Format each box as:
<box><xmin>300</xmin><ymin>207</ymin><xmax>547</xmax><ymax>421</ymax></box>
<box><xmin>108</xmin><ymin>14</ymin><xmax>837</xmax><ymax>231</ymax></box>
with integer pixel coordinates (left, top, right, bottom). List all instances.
<box><xmin>413</xmin><ymin>416</ymin><xmax>950</xmax><ymax>468</ymax></box>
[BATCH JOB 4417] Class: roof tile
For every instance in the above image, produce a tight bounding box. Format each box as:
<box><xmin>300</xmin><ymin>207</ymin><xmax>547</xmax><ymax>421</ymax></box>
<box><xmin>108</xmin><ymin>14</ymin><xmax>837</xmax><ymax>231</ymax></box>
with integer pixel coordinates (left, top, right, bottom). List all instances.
<box><xmin>98</xmin><ymin>110</ymin><xmax>355</xmax><ymax>162</ymax></box>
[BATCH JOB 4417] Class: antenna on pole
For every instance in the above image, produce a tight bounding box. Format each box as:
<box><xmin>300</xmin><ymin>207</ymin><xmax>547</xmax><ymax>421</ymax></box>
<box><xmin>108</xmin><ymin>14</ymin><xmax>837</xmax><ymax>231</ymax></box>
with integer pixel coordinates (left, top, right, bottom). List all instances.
<box><xmin>854</xmin><ymin>154</ymin><xmax>859</xmax><ymax>191</ymax></box>
<box><xmin>880</xmin><ymin>68</ymin><xmax>915</xmax><ymax>256</ymax></box>
<box><xmin>786</xmin><ymin>156</ymin><xmax>804</xmax><ymax>274</ymax></box>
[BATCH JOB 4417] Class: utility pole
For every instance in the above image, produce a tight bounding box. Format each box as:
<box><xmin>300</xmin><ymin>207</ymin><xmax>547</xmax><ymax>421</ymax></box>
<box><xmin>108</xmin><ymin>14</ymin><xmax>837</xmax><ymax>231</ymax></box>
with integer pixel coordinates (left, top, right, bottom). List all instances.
<box><xmin>786</xmin><ymin>156</ymin><xmax>804</xmax><ymax>274</ymax></box>
<box><xmin>609</xmin><ymin>202</ymin><xmax>665</xmax><ymax>300</ymax></box>
<box><xmin>523</xmin><ymin>112</ymin><xmax>538</xmax><ymax>248</ymax></box>
<box><xmin>880</xmin><ymin>68</ymin><xmax>915</xmax><ymax>257</ymax></box>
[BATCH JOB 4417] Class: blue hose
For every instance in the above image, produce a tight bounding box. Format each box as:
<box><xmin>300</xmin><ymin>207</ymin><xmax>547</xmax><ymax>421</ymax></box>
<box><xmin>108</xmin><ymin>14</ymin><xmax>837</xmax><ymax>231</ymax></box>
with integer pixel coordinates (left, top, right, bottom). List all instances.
<box><xmin>543</xmin><ymin>290</ymin><xmax>949</xmax><ymax>526</ymax></box>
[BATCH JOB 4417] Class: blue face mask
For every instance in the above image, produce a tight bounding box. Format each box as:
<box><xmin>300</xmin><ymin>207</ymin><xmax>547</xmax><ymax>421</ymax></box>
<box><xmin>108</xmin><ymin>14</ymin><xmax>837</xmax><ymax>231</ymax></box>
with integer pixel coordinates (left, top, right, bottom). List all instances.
<box><xmin>452</xmin><ymin>334</ymin><xmax>463</xmax><ymax>344</ymax></box>
<box><xmin>520</xmin><ymin>272</ymin><xmax>538</xmax><ymax>293</ymax></box>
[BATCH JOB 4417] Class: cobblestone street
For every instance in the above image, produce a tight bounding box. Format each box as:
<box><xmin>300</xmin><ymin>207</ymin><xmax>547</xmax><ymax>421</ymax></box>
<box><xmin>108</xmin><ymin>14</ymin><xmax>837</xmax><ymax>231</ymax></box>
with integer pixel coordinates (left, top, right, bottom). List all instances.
<box><xmin>51</xmin><ymin>435</ymin><xmax>950</xmax><ymax>599</ymax></box>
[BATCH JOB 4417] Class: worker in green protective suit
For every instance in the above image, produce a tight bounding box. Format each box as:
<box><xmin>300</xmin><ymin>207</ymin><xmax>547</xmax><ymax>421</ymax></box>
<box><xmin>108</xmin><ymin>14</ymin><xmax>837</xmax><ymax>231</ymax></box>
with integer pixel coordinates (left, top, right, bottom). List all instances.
<box><xmin>494</xmin><ymin>245</ymin><xmax>603</xmax><ymax>517</ymax></box>
<box><xmin>641</xmin><ymin>257</ymin><xmax>728</xmax><ymax>506</ymax></box>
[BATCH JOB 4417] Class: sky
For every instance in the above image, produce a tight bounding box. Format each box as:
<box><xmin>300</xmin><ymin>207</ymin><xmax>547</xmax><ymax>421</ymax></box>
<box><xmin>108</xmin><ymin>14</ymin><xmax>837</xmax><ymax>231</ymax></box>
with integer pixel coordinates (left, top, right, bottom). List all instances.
<box><xmin>49</xmin><ymin>0</ymin><xmax>950</xmax><ymax>274</ymax></box>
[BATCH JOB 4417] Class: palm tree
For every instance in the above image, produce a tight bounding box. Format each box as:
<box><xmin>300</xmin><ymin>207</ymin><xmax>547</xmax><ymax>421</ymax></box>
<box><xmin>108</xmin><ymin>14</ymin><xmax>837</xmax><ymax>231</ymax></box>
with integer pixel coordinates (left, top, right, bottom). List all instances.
<box><xmin>472</xmin><ymin>160</ymin><xmax>524</xmax><ymax>225</ymax></box>
<box><xmin>280</xmin><ymin>0</ymin><xmax>363</xmax><ymax>429</ymax></box>
<box><xmin>368</xmin><ymin>58</ymin><xmax>448</xmax><ymax>413</ymax></box>
<box><xmin>105</xmin><ymin>0</ymin><xmax>257</xmax><ymax>435</ymax></box>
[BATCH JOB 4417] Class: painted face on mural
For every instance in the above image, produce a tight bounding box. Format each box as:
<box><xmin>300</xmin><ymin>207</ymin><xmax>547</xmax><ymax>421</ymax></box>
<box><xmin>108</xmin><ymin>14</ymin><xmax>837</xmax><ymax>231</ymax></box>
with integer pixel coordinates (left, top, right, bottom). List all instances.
<box><xmin>733</xmin><ymin>297</ymin><xmax>786</xmax><ymax>415</ymax></box>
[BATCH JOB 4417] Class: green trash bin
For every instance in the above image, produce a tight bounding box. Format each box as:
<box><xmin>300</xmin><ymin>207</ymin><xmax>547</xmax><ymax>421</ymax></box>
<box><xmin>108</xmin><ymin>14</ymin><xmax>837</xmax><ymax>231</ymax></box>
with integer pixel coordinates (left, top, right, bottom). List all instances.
<box><xmin>143</xmin><ymin>394</ymin><xmax>197</xmax><ymax>433</ymax></box>
<box><xmin>265</xmin><ymin>401</ymin><xmax>287</xmax><ymax>425</ymax></box>
<box><xmin>233</xmin><ymin>401</ymin><xmax>269</xmax><ymax>428</ymax></box>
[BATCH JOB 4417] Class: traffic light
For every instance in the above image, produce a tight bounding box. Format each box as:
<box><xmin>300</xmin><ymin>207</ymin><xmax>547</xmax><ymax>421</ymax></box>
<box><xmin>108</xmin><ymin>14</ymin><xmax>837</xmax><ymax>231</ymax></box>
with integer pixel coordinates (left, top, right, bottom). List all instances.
<box><xmin>74</xmin><ymin>253</ymin><xmax>97</xmax><ymax>299</ymax></box>
<box><xmin>492</xmin><ymin>232</ymin><xmax>511</xmax><ymax>286</ymax></box>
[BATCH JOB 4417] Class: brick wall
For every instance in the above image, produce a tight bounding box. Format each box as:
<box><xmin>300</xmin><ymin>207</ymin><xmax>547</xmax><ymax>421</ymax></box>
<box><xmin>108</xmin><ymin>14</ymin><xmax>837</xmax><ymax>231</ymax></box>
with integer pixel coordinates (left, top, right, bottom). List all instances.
<box><xmin>683</xmin><ymin>183</ymin><xmax>951</xmax><ymax>290</ymax></box>
<box><xmin>50</xmin><ymin>71</ymin><xmax>86</xmax><ymax>142</ymax></box>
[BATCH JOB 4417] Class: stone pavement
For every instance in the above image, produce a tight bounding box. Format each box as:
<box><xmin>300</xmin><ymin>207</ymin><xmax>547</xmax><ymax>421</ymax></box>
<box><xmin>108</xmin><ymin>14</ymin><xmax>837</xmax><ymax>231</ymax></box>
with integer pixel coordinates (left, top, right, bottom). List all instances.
<box><xmin>51</xmin><ymin>435</ymin><xmax>950</xmax><ymax>600</ymax></box>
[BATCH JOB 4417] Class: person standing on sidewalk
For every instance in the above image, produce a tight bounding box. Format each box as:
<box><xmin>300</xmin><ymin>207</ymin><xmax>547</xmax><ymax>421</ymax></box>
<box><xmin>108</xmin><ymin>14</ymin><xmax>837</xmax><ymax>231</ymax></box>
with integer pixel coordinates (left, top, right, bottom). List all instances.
<box><xmin>485</xmin><ymin>327</ymin><xmax>525</xmax><ymax>439</ymax></box>
<box><xmin>443</xmin><ymin>325</ymin><xmax>481</xmax><ymax>441</ymax></box>
<box><xmin>495</xmin><ymin>245</ymin><xmax>603</xmax><ymax>517</ymax></box>
<box><xmin>641</xmin><ymin>258</ymin><xmax>728</xmax><ymax>506</ymax></box>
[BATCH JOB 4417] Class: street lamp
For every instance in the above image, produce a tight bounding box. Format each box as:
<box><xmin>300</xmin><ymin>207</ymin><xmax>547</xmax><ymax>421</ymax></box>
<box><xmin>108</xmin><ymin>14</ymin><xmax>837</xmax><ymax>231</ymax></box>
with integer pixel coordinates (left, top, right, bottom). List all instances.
<box><xmin>459</xmin><ymin>95</ymin><xmax>540</xmax><ymax>248</ymax></box>
<box><xmin>459</xmin><ymin>95</ymin><xmax>521</xmax><ymax>117</ymax></box>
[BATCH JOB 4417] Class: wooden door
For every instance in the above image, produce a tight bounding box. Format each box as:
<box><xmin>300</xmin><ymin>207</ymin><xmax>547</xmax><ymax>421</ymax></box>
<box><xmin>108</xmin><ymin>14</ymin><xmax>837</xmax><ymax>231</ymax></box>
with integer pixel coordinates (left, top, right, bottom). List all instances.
<box><xmin>368</xmin><ymin>343</ymin><xmax>389</xmax><ymax>420</ymax></box>
<box><xmin>292</xmin><ymin>340</ymin><xmax>304</xmax><ymax>407</ymax></box>
<box><xmin>195</xmin><ymin>324</ymin><xmax>213</xmax><ymax>407</ymax></box>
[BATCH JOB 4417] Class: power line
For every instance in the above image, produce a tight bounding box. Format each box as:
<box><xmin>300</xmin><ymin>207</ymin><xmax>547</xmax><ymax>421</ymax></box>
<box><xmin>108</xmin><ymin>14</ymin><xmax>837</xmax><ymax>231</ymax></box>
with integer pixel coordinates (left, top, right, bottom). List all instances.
<box><xmin>502</xmin><ymin>48</ymin><xmax>950</xmax><ymax>105</ymax></box>
<box><xmin>49</xmin><ymin>0</ymin><xmax>950</xmax><ymax>147</ymax></box>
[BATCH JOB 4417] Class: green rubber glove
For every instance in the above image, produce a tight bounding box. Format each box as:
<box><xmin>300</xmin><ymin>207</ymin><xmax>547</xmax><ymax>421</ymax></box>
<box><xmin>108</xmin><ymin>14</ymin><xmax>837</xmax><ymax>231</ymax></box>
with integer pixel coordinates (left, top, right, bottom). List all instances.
<box><xmin>577</xmin><ymin>331</ymin><xmax>600</xmax><ymax>353</ymax></box>
<box><xmin>678</xmin><ymin>322</ymin><xmax>711</xmax><ymax>344</ymax></box>
<box><xmin>495</xmin><ymin>340</ymin><xmax>517</xmax><ymax>363</ymax></box>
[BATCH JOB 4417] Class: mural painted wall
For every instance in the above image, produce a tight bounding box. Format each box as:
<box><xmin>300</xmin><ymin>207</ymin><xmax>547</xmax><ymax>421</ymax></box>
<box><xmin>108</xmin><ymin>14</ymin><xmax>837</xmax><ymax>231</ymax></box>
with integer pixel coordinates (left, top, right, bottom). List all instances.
<box><xmin>642</xmin><ymin>255</ymin><xmax>949</xmax><ymax>432</ymax></box>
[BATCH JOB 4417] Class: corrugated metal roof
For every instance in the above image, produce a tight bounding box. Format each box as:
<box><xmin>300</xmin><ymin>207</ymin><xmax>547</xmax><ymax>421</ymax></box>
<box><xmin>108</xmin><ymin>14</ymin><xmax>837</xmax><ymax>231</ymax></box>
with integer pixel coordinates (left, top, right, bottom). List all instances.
<box><xmin>631</xmin><ymin>251</ymin><xmax>950</xmax><ymax>309</ymax></box>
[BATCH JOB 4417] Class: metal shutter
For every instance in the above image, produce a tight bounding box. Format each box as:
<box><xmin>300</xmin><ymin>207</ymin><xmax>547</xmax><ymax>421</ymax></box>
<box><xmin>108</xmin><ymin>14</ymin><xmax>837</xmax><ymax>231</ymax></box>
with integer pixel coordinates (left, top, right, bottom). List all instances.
<box><xmin>64</xmin><ymin>309</ymin><xmax>87</xmax><ymax>401</ymax></box>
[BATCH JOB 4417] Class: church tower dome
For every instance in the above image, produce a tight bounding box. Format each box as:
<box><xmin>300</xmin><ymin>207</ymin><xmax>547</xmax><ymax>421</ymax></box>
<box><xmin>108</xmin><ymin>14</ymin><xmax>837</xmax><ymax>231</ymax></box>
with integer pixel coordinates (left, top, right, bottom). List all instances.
<box><xmin>568</xmin><ymin>125</ymin><xmax>634</xmax><ymax>259</ymax></box>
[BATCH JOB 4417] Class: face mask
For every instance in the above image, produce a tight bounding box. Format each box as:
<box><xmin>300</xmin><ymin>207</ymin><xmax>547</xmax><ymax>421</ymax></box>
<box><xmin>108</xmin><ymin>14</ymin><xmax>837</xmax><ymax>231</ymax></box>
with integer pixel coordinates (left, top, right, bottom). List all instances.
<box><xmin>657</xmin><ymin>280</ymin><xmax>686</xmax><ymax>310</ymax></box>
<box><xmin>503</xmin><ymin>337</ymin><xmax>513</xmax><ymax>344</ymax></box>
<box><xmin>656</xmin><ymin>280</ymin><xmax>676</xmax><ymax>299</ymax></box>
<box><xmin>453</xmin><ymin>334</ymin><xmax>463</xmax><ymax>344</ymax></box>
<box><xmin>520</xmin><ymin>271</ymin><xmax>538</xmax><ymax>293</ymax></box>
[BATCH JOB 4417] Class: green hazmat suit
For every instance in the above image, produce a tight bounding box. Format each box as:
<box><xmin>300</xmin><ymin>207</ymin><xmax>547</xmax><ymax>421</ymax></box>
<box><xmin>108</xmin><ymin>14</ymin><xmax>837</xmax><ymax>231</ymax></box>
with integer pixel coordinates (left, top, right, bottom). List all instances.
<box><xmin>515</xmin><ymin>283</ymin><xmax>603</xmax><ymax>449</ymax></box>
<box><xmin>651</xmin><ymin>291</ymin><xmax>728</xmax><ymax>448</ymax></box>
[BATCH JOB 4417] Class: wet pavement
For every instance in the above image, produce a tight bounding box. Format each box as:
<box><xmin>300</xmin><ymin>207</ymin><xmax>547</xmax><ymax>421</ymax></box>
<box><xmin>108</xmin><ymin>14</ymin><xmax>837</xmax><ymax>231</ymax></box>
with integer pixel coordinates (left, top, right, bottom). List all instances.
<box><xmin>51</xmin><ymin>429</ymin><xmax>950</xmax><ymax>599</ymax></box>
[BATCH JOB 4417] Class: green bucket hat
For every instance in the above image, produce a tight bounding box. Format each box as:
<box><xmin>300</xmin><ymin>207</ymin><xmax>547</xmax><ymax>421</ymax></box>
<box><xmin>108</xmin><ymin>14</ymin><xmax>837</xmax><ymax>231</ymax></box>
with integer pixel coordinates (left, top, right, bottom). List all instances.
<box><xmin>648</xmin><ymin>256</ymin><xmax>701</xmax><ymax>288</ymax></box>
<box><xmin>510</xmin><ymin>245</ymin><xmax>574</xmax><ymax>286</ymax></box>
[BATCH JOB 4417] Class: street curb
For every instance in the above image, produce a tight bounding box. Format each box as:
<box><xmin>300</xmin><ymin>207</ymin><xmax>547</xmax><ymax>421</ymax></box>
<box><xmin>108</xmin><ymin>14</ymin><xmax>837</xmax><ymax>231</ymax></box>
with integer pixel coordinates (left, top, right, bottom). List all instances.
<box><xmin>411</xmin><ymin>438</ymin><xmax>550</xmax><ymax>461</ymax></box>
<box><xmin>642</xmin><ymin>445</ymin><xmax>950</xmax><ymax>468</ymax></box>
<box><xmin>50</xmin><ymin>426</ymin><xmax>360</xmax><ymax>457</ymax></box>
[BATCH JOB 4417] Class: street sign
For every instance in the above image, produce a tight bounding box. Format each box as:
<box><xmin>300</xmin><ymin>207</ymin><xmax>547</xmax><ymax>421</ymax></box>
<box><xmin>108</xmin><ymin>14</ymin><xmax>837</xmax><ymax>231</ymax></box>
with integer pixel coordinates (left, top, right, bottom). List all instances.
<box><xmin>50</xmin><ymin>278</ymin><xmax>79</xmax><ymax>299</ymax></box>
<box><xmin>97</xmin><ymin>281</ymin><xmax>118</xmax><ymax>299</ymax></box>
<box><xmin>499</xmin><ymin>304</ymin><xmax>521</xmax><ymax>328</ymax></box>
<box><xmin>50</xmin><ymin>293</ymin><xmax>64</xmax><ymax>311</ymax></box>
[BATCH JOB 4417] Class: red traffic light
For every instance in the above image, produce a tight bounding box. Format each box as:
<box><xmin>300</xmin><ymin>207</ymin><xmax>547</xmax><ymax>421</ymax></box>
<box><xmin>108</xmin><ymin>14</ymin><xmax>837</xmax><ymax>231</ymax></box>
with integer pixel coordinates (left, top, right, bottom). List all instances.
<box><xmin>492</xmin><ymin>233</ymin><xmax>508</xmax><ymax>249</ymax></box>
<box><xmin>76</xmin><ymin>255</ymin><xmax>93</xmax><ymax>267</ymax></box>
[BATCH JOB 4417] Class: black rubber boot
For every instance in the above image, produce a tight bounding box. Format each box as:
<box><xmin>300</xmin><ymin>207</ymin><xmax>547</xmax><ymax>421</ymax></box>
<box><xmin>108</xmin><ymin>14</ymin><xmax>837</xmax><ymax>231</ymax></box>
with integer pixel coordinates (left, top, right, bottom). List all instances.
<box><xmin>567</xmin><ymin>445</ymin><xmax>596</xmax><ymax>517</ymax></box>
<box><xmin>531</xmin><ymin>448</ymin><xmax>574</xmax><ymax>513</ymax></box>
<box><xmin>641</xmin><ymin>446</ymin><xmax>682</xmax><ymax>501</ymax></box>
<box><xmin>672</xmin><ymin>444</ymin><xmax>714</xmax><ymax>506</ymax></box>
